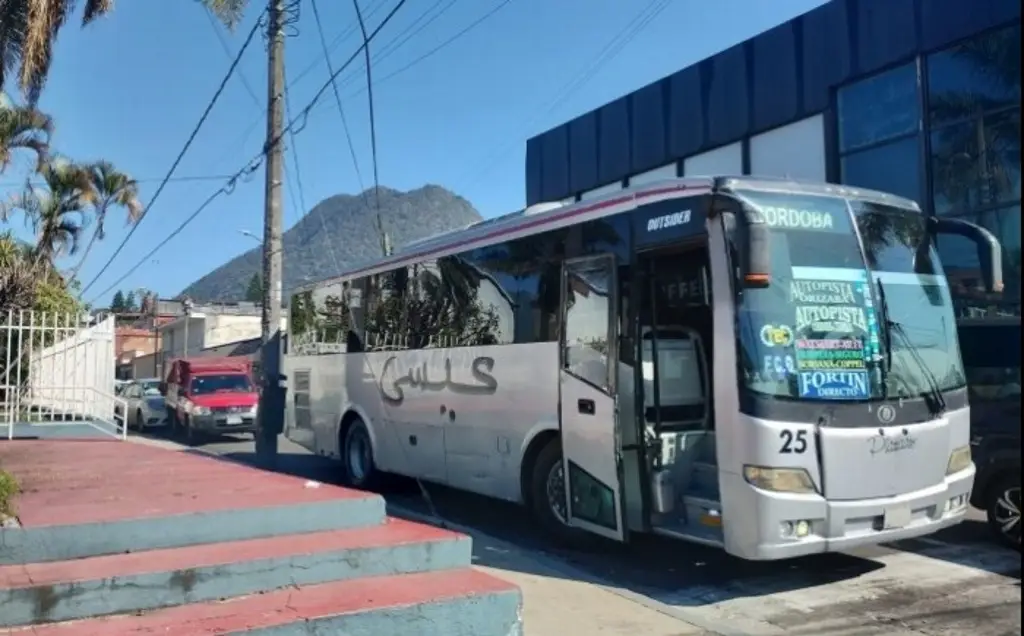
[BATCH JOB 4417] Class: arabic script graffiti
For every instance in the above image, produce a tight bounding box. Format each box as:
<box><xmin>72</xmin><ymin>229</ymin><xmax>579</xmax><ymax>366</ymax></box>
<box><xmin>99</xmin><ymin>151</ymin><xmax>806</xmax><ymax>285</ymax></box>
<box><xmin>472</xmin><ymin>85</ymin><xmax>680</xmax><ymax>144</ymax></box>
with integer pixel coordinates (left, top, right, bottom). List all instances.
<box><xmin>379</xmin><ymin>355</ymin><xmax>498</xmax><ymax>406</ymax></box>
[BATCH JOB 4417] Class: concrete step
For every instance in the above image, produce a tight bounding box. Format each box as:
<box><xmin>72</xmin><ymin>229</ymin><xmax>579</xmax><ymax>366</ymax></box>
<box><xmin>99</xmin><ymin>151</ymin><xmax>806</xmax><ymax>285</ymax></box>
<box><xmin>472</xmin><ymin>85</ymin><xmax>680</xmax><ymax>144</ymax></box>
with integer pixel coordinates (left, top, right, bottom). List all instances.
<box><xmin>0</xmin><ymin>518</ymin><xmax>471</xmax><ymax>627</ymax></box>
<box><xmin>0</xmin><ymin>569</ymin><xmax>523</xmax><ymax>636</ymax></box>
<box><xmin>1</xmin><ymin>448</ymin><xmax>386</xmax><ymax>565</ymax></box>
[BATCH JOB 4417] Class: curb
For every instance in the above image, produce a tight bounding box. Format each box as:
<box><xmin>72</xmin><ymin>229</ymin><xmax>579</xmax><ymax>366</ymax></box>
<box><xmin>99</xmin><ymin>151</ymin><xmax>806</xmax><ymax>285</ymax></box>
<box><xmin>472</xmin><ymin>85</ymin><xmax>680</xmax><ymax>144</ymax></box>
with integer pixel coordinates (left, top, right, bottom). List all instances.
<box><xmin>386</xmin><ymin>503</ymin><xmax>770</xmax><ymax>636</ymax></box>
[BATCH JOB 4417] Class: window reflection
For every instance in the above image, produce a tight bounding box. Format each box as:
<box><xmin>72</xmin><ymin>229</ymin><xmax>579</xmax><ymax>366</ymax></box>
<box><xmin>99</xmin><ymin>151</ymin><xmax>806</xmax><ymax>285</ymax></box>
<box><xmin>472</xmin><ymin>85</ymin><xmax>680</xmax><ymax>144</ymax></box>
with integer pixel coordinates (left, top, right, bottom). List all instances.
<box><xmin>838</xmin><ymin>63</ymin><xmax>920</xmax><ymax>153</ymax></box>
<box><xmin>563</xmin><ymin>263</ymin><xmax>612</xmax><ymax>391</ymax></box>
<box><xmin>927</xmin><ymin>24</ymin><xmax>1021</xmax><ymax>126</ymax></box>
<box><xmin>931</xmin><ymin>109</ymin><xmax>1021</xmax><ymax>216</ymax></box>
<box><xmin>841</xmin><ymin>136</ymin><xmax>922</xmax><ymax>203</ymax></box>
<box><xmin>937</xmin><ymin>205</ymin><xmax>1021</xmax><ymax>316</ymax></box>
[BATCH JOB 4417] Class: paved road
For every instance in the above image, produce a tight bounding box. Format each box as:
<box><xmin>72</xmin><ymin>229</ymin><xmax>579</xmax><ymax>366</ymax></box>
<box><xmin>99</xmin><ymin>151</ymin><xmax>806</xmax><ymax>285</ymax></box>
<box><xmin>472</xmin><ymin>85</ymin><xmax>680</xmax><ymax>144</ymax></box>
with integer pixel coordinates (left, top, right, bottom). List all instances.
<box><xmin>149</xmin><ymin>429</ymin><xmax>1021</xmax><ymax>636</ymax></box>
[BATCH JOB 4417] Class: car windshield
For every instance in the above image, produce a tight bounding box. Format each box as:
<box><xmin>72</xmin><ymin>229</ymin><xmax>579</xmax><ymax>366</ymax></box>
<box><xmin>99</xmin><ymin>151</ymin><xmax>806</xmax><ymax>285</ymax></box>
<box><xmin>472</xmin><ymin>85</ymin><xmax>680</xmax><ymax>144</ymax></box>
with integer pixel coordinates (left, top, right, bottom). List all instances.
<box><xmin>733</xmin><ymin>189</ymin><xmax>964</xmax><ymax>405</ymax></box>
<box><xmin>190</xmin><ymin>374</ymin><xmax>253</xmax><ymax>395</ymax></box>
<box><xmin>139</xmin><ymin>381</ymin><xmax>162</xmax><ymax>396</ymax></box>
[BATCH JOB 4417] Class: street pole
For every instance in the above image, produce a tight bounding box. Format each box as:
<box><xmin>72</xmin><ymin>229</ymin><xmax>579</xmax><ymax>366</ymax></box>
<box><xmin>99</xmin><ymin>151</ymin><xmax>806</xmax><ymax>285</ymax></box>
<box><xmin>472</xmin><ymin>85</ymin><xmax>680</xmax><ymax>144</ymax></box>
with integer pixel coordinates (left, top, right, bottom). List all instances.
<box><xmin>256</xmin><ymin>0</ymin><xmax>286</xmax><ymax>466</ymax></box>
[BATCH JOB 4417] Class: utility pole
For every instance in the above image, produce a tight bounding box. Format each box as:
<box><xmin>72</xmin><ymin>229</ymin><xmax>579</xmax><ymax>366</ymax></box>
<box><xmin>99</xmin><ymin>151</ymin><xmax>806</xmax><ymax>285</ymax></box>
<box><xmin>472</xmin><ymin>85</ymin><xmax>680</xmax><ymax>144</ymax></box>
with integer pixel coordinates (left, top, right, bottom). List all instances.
<box><xmin>256</xmin><ymin>0</ymin><xmax>286</xmax><ymax>466</ymax></box>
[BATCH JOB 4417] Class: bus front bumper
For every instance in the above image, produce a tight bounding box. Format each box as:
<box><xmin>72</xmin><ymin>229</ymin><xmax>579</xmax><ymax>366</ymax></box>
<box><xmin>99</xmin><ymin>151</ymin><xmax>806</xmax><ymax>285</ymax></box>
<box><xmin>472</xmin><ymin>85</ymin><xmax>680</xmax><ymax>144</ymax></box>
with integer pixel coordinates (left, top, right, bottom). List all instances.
<box><xmin>735</xmin><ymin>464</ymin><xmax>974</xmax><ymax>560</ymax></box>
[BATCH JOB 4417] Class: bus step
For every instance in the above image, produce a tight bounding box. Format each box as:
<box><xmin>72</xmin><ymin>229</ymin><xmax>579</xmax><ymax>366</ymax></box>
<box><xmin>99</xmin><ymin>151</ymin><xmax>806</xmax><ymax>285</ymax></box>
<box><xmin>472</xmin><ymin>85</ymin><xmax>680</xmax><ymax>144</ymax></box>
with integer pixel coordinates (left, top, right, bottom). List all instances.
<box><xmin>689</xmin><ymin>462</ymin><xmax>720</xmax><ymax>501</ymax></box>
<box><xmin>682</xmin><ymin>494</ymin><xmax>725</xmax><ymax>541</ymax></box>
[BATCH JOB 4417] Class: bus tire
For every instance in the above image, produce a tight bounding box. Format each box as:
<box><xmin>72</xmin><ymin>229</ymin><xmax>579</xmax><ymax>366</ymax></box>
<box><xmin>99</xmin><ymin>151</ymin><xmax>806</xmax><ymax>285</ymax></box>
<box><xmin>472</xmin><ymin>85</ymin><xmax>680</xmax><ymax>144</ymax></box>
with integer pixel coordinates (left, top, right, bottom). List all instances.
<box><xmin>528</xmin><ymin>438</ymin><xmax>577</xmax><ymax>544</ymax></box>
<box><xmin>341</xmin><ymin>417</ymin><xmax>380</xmax><ymax>490</ymax></box>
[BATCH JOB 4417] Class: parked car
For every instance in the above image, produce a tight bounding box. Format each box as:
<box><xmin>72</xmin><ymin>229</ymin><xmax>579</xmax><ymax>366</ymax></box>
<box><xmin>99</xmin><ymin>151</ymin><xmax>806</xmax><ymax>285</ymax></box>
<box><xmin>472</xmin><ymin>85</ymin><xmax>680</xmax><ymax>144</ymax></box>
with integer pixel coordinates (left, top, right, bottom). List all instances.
<box><xmin>960</xmin><ymin>316</ymin><xmax>1021</xmax><ymax>551</ymax></box>
<box><xmin>121</xmin><ymin>378</ymin><xmax>168</xmax><ymax>431</ymax></box>
<box><xmin>161</xmin><ymin>357</ymin><xmax>259</xmax><ymax>445</ymax></box>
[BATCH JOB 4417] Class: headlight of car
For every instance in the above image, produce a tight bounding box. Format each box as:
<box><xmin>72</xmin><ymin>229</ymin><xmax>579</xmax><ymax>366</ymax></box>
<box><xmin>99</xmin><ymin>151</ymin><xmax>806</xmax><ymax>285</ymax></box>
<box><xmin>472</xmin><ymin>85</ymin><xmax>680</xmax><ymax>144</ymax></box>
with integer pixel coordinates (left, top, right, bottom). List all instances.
<box><xmin>743</xmin><ymin>465</ymin><xmax>817</xmax><ymax>494</ymax></box>
<box><xmin>946</xmin><ymin>445</ymin><xmax>972</xmax><ymax>475</ymax></box>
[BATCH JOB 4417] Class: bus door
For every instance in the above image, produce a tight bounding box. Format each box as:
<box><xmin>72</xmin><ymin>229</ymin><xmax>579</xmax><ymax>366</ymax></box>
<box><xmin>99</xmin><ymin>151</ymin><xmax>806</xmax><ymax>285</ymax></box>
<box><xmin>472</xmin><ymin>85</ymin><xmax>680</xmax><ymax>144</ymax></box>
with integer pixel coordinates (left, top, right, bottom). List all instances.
<box><xmin>558</xmin><ymin>255</ymin><xmax>627</xmax><ymax>542</ymax></box>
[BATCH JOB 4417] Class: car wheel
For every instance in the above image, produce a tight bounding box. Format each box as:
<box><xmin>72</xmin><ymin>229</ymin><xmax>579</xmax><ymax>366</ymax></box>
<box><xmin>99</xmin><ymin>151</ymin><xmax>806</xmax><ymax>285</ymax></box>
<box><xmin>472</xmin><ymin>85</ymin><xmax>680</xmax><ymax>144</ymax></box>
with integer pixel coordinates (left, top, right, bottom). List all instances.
<box><xmin>986</xmin><ymin>472</ymin><xmax>1022</xmax><ymax>551</ymax></box>
<box><xmin>341</xmin><ymin>418</ymin><xmax>379</xmax><ymax>490</ymax></box>
<box><xmin>136</xmin><ymin>410</ymin><xmax>144</xmax><ymax>432</ymax></box>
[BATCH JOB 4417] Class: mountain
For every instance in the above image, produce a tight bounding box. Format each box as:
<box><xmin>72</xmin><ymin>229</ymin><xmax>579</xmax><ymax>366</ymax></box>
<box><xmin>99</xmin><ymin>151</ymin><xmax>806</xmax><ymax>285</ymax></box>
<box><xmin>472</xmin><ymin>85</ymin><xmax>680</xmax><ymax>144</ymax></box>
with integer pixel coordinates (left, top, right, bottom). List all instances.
<box><xmin>179</xmin><ymin>185</ymin><xmax>483</xmax><ymax>302</ymax></box>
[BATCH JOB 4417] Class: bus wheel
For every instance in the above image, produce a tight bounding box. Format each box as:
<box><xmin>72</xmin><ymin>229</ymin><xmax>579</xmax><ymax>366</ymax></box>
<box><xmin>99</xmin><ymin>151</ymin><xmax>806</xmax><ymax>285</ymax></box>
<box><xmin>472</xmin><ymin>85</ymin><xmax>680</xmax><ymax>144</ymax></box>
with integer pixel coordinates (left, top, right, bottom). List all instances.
<box><xmin>341</xmin><ymin>418</ymin><xmax>379</xmax><ymax>490</ymax></box>
<box><xmin>528</xmin><ymin>439</ymin><xmax>574</xmax><ymax>542</ymax></box>
<box><xmin>987</xmin><ymin>473</ymin><xmax>1022</xmax><ymax>552</ymax></box>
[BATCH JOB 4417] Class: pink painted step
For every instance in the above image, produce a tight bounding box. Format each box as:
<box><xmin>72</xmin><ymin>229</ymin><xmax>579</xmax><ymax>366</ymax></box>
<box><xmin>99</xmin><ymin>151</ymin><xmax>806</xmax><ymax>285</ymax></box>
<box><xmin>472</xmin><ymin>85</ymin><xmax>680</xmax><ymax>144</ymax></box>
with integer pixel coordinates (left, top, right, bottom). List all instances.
<box><xmin>0</xmin><ymin>518</ymin><xmax>472</xmax><ymax>627</ymax></box>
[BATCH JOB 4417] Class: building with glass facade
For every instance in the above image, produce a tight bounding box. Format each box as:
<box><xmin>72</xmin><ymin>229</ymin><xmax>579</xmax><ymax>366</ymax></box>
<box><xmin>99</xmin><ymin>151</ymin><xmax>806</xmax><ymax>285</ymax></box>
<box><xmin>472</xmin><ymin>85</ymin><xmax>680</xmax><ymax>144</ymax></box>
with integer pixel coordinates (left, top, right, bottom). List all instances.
<box><xmin>525</xmin><ymin>0</ymin><xmax>1020</xmax><ymax>317</ymax></box>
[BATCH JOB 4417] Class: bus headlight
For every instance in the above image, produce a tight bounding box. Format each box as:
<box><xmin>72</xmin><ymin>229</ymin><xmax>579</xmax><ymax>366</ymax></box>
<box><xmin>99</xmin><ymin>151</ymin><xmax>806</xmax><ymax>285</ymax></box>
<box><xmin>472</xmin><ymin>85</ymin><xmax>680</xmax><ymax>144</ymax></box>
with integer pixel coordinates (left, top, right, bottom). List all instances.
<box><xmin>946</xmin><ymin>446</ymin><xmax>972</xmax><ymax>475</ymax></box>
<box><xmin>743</xmin><ymin>465</ymin><xmax>816</xmax><ymax>494</ymax></box>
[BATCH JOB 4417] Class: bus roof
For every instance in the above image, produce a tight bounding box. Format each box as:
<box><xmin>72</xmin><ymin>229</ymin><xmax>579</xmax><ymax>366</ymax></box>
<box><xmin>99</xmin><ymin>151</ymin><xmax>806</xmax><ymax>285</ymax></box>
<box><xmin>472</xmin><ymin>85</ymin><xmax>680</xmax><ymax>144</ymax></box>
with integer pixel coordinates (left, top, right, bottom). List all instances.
<box><xmin>295</xmin><ymin>175</ymin><xmax>920</xmax><ymax>293</ymax></box>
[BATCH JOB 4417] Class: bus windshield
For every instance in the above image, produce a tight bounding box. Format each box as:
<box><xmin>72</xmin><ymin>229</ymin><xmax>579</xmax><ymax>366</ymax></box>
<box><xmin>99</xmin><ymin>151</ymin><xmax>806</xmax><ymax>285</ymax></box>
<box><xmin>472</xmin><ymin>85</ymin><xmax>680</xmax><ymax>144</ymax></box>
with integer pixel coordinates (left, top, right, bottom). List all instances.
<box><xmin>734</xmin><ymin>189</ymin><xmax>964</xmax><ymax>406</ymax></box>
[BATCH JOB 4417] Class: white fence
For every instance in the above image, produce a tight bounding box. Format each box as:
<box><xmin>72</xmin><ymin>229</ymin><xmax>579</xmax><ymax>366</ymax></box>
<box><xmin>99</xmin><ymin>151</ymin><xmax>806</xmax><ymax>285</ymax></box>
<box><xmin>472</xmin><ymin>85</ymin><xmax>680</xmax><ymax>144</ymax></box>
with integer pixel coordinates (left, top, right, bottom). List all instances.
<box><xmin>0</xmin><ymin>310</ymin><xmax>127</xmax><ymax>439</ymax></box>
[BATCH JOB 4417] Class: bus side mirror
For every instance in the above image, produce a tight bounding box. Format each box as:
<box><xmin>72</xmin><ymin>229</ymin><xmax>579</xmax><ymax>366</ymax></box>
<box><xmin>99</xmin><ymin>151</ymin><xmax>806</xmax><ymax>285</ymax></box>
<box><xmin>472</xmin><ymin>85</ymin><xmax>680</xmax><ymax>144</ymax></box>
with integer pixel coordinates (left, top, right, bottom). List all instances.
<box><xmin>928</xmin><ymin>216</ymin><xmax>1004</xmax><ymax>293</ymax></box>
<box><xmin>739</xmin><ymin>221</ymin><xmax>772</xmax><ymax>289</ymax></box>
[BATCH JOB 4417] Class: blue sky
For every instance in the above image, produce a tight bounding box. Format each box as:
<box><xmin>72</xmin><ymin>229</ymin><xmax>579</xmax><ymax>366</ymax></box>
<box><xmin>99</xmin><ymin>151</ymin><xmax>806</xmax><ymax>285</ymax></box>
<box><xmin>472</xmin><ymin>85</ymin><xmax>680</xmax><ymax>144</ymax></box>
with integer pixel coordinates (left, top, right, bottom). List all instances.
<box><xmin>2</xmin><ymin>0</ymin><xmax>828</xmax><ymax>306</ymax></box>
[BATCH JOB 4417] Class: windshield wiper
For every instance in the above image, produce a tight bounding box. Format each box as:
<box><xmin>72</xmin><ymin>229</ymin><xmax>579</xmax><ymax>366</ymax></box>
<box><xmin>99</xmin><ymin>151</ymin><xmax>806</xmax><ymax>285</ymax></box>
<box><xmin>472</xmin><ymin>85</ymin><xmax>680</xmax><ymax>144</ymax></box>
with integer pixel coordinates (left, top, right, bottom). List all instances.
<box><xmin>875</xmin><ymin>277</ymin><xmax>946</xmax><ymax>417</ymax></box>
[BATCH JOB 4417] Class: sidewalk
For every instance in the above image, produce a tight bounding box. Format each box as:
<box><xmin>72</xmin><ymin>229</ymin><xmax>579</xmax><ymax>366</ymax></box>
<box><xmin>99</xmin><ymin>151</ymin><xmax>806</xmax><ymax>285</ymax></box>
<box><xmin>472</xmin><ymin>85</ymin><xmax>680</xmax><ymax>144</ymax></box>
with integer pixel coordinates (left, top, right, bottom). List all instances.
<box><xmin>128</xmin><ymin>435</ymin><xmax>723</xmax><ymax>635</ymax></box>
<box><xmin>471</xmin><ymin>532</ymin><xmax>716</xmax><ymax>636</ymax></box>
<box><xmin>0</xmin><ymin>436</ymin><xmax>521</xmax><ymax>634</ymax></box>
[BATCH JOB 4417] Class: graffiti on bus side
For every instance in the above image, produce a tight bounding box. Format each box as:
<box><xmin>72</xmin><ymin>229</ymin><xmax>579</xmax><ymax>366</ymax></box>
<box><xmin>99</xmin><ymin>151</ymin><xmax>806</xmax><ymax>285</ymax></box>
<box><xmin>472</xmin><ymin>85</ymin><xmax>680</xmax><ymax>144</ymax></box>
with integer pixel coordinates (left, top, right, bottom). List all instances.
<box><xmin>378</xmin><ymin>355</ymin><xmax>498</xmax><ymax>406</ymax></box>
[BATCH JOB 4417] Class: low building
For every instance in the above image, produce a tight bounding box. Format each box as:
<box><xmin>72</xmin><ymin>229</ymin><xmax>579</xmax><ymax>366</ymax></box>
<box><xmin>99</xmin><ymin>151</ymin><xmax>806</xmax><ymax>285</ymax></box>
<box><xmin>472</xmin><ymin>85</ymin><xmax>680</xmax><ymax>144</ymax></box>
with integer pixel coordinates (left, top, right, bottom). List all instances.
<box><xmin>156</xmin><ymin>301</ymin><xmax>286</xmax><ymax>377</ymax></box>
<box><xmin>525</xmin><ymin>0</ymin><xmax>1020</xmax><ymax>317</ymax></box>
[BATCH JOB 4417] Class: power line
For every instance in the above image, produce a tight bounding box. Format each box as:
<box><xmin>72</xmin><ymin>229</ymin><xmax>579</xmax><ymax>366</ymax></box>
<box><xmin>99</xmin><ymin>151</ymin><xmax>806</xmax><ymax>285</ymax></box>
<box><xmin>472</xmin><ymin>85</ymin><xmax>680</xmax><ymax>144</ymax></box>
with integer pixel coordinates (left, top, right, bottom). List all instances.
<box><xmin>309</xmin><ymin>0</ymin><xmax>368</xmax><ymax>195</ymax></box>
<box><xmin>86</xmin><ymin>0</ymin><xmax>410</xmax><ymax>305</ymax></box>
<box><xmin>231</xmin><ymin>0</ymin><xmax>456</xmax><ymax>157</ymax></box>
<box><xmin>0</xmin><ymin>174</ymin><xmax>238</xmax><ymax>187</ymax></box>
<box><xmin>343</xmin><ymin>0</ymin><xmax>509</xmax><ymax>100</ymax></box>
<box><xmin>463</xmin><ymin>0</ymin><xmax>669</xmax><ymax>188</ymax></box>
<box><xmin>79</xmin><ymin>9</ymin><xmax>269</xmax><ymax>298</ymax></box>
<box><xmin>351</xmin><ymin>0</ymin><xmax>386</xmax><ymax>253</ymax></box>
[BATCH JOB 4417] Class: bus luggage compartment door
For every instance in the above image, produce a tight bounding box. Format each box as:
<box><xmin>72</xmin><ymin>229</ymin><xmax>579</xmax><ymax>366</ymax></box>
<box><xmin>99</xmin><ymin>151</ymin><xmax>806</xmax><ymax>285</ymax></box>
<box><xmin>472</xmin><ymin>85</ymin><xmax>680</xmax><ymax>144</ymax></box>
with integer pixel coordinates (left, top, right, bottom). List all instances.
<box><xmin>558</xmin><ymin>255</ymin><xmax>627</xmax><ymax>543</ymax></box>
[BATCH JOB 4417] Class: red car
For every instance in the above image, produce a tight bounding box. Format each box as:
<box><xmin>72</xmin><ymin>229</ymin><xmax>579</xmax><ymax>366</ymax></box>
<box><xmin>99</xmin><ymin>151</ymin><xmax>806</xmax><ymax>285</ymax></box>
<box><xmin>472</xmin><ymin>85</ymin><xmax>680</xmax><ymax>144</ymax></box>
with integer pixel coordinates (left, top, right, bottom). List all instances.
<box><xmin>161</xmin><ymin>357</ymin><xmax>259</xmax><ymax>445</ymax></box>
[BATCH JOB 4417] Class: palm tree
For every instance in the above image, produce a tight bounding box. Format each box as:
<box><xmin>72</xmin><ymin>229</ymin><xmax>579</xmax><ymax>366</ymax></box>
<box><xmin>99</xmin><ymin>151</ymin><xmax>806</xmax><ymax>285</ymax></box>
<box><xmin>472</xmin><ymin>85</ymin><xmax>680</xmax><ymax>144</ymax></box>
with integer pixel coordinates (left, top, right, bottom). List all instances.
<box><xmin>0</xmin><ymin>93</ymin><xmax>52</xmax><ymax>172</ymax></box>
<box><xmin>0</xmin><ymin>0</ymin><xmax>249</xmax><ymax>103</ymax></box>
<box><xmin>0</xmin><ymin>158</ymin><xmax>94</xmax><ymax>266</ymax></box>
<box><xmin>68</xmin><ymin>160</ymin><xmax>142</xmax><ymax>277</ymax></box>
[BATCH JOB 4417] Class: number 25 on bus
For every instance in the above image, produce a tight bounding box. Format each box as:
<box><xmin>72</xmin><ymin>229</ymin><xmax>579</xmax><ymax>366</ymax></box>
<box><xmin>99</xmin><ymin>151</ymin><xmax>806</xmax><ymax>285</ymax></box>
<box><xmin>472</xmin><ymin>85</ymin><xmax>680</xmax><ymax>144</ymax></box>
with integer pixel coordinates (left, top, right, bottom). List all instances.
<box><xmin>282</xmin><ymin>176</ymin><xmax>1003</xmax><ymax>561</ymax></box>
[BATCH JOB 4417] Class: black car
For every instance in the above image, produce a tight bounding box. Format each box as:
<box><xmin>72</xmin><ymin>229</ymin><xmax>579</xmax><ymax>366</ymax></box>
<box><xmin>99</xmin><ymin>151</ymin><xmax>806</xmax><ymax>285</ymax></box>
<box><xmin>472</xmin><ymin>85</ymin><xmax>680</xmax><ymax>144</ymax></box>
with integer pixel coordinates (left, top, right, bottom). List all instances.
<box><xmin>959</xmin><ymin>316</ymin><xmax>1021</xmax><ymax>551</ymax></box>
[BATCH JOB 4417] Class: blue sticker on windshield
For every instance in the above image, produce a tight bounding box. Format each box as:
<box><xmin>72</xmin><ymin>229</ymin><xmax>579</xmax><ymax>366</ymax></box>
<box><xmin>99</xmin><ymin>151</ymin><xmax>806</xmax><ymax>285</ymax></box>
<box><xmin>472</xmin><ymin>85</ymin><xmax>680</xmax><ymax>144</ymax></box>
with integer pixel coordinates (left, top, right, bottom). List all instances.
<box><xmin>798</xmin><ymin>370</ymin><xmax>870</xmax><ymax>400</ymax></box>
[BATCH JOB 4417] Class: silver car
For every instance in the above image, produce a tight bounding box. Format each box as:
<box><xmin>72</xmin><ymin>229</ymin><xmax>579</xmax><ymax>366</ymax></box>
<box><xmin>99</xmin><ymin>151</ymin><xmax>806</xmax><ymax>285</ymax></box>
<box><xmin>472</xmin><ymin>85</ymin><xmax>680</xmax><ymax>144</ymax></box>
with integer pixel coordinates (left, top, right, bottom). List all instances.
<box><xmin>121</xmin><ymin>378</ymin><xmax>168</xmax><ymax>430</ymax></box>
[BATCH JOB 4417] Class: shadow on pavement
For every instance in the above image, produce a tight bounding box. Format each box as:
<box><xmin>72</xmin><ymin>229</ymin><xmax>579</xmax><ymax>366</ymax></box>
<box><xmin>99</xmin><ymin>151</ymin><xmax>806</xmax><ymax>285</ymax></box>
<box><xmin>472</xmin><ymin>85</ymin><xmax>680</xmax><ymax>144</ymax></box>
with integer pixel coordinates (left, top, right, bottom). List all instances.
<box><xmin>192</xmin><ymin>444</ymin><xmax>894</xmax><ymax>609</ymax></box>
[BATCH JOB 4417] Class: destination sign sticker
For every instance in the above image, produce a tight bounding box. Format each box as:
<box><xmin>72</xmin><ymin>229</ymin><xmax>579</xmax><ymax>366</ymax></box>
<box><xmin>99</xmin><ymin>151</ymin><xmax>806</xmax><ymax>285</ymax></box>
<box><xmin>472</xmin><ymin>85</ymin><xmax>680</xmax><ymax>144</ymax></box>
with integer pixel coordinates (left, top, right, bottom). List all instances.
<box><xmin>757</xmin><ymin>205</ymin><xmax>843</xmax><ymax>232</ymax></box>
<box><xmin>798</xmin><ymin>370</ymin><xmax>870</xmax><ymax>400</ymax></box>
<box><xmin>790</xmin><ymin>281</ymin><xmax>857</xmax><ymax>305</ymax></box>
<box><xmin>794</xmin><ymin>305</ymin><xmax>868</xmax><ymax>334</ymax></box>
<box><xmin>795</xmin><ymin>337</ymin><xmax>867</xmax><ymax>370</ymax></box>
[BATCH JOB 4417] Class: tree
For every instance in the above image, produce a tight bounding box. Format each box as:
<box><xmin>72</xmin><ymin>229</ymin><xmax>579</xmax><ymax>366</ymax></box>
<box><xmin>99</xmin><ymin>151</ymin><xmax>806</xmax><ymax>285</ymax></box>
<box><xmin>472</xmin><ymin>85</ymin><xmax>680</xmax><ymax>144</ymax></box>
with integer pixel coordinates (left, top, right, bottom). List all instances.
<box><xmin>245</xmin><ymin>273</ymin><xmax>263</xmax><ymax>303</ymax></box>
<box><xmin>0</xmin><ymin>1</ymin><xmax>249</xmax><ymax>104</ymax></box>
<box><xmin>125</xmin><ymin>291</ymin><xmax>137</xmax><ymax>312</ymax></box>
<box><xmin>110</xmin><ymin>290</ymin><xmax>126</xmax><ymax>313</ymax></box>
<box><xmin>69</xmin><ymin>161</ymin><xmax>142</xmax><ymax>278</ymax></box>
<box><xmin>0</xmin><ymin>158</ymin><xmax>95</xmax><ymax>266</ymax></box>
<box><xmin>0</xmin><ymin>92</ymin><xmax>52</xmax><ymax>171</ymax></box>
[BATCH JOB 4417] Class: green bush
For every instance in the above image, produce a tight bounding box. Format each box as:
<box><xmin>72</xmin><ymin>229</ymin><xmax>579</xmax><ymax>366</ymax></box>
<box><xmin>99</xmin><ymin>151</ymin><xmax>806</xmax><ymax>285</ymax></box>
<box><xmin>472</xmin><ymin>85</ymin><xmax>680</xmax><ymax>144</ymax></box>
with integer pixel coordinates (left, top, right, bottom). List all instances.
<box><xmin>0</xmin><ymin>469</ymin><xmax>19</xmax><ymax>519</ymax></box>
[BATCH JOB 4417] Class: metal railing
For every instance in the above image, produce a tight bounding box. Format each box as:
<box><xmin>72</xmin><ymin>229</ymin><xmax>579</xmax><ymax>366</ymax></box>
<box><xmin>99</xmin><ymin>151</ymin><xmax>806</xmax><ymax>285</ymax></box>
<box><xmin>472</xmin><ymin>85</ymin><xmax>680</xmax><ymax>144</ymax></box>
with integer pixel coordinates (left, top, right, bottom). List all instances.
<box><xmin>1</xmin><ymin>310</ymin><xmax>125</xmax><ymax>440</ymax></box>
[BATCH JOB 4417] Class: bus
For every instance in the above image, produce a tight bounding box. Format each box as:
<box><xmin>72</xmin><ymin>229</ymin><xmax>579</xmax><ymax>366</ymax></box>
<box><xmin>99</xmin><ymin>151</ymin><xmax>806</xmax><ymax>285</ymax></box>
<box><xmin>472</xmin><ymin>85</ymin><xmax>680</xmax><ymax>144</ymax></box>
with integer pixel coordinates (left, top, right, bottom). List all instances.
<box><xmin>282</xmin><ymin>176</ymin><xmax>1004</xmax><ymax>560</ymax></box>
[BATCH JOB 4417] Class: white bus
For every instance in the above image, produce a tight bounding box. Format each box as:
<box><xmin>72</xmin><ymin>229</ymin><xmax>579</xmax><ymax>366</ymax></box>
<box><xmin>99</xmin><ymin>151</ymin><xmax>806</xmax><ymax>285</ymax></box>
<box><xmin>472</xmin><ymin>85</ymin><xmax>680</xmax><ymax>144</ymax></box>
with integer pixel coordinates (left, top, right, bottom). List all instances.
<box><xmin>283</xmin><ymin>176</ymin><xmax>1003</xmax><ymax>560</ymax></box>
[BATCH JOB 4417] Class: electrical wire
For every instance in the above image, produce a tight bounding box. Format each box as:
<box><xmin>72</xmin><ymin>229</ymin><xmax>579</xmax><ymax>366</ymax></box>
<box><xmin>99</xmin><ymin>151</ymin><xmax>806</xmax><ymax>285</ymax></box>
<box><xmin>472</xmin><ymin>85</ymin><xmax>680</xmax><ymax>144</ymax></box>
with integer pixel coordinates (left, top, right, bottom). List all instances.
<box><xmin>348</xmin><ymin>0</ymin><xmax>510</xmax><ymax>97</ymax></box>
<box><xmin>79</xmin><ymin>8</ymin><xmax>269</xmax><ymax>298</ymax></box>
<box><xmin>463</xmin><ymin>0</ymin><xmax>670</xmax><ymax>189</ymax></box>
<box><xmin>0</xmin><ymin>174</ymin><xmax>238</xmax><ymax>187</ymax></box>
<box><xmin>351</xmin><ymin>0</ymin><xmax>386</xmax><ymax>253</ymax></box>
<box><xmin>309</xmin><ymin>0</ymin><xmax>368</xmax><ymax>196</ymax></box>
<box><xmin>85</xmin><ymin>0</ymin><xmax>410</xmax><ymax>305</ymax></box>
